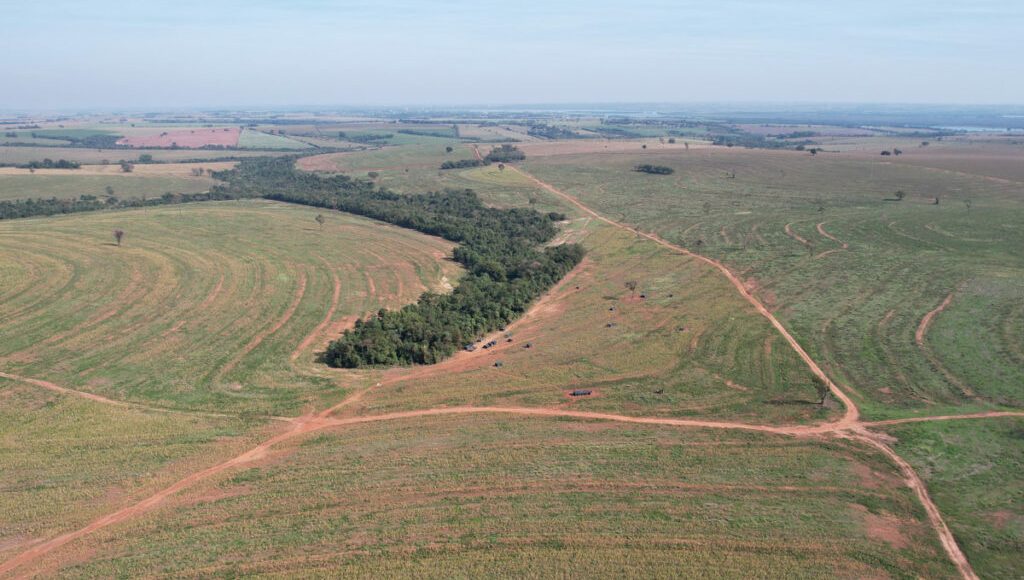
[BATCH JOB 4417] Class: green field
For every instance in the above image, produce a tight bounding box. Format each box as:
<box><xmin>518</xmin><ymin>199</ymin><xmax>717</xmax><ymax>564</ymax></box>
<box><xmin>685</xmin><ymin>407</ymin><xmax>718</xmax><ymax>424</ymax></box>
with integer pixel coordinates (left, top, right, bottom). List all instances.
<box><xmin>236</xmin><ymin>128</ymin><xmax>313</xmax><ymax>150</ymax></box>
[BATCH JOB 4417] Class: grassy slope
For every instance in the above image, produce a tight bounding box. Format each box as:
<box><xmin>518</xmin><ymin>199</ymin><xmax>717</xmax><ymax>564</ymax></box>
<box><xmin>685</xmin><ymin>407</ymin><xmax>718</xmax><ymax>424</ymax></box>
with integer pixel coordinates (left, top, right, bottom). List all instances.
<box><xmin>880</xmin><ymin>418</ymin><xmax>1024</xmax><ymax>579</ymax></box>
<box><xmin>0</xmin><ymin>200</ymin><xmax>459</xmax><ymax>416</ymax></box>
<box><xmin>521</xmin><ymin>146</ymin><xmax>1024</xmax><ymax>420</ymax></box>
<box><xmin>19</xmin><ymin>415</ymin><xmax>955</xmax><ymax>578</ymax></box>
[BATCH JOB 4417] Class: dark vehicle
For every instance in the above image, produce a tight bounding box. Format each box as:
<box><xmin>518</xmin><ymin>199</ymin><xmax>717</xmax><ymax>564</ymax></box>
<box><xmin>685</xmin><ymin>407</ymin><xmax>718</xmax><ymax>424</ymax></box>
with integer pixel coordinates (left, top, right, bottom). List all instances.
<box><xmin>570</xmin><ymin>389</ymin><xmax>592</xmax><ymax>397</ymax></box>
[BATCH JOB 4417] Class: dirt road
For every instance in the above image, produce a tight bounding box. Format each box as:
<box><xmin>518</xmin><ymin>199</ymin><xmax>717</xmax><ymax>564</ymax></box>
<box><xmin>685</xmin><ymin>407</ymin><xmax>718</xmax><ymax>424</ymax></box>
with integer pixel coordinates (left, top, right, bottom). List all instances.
<box><xmin>2</xmin><ymin>164</ymin><xmax>1003</xmax><ymax>579</ymax></box>
<box><xmin>509</xmin><ymin>165</ymin><xmax>861</xmax><ymax>426</ymax></box>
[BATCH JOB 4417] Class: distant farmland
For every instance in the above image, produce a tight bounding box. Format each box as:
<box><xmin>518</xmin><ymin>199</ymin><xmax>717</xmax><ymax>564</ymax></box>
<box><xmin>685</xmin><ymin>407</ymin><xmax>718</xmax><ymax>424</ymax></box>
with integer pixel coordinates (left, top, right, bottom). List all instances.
<box><xmin>117</xmin><ymin>127</ymin><xmax>241</xmax><ymax>148</ymax></box>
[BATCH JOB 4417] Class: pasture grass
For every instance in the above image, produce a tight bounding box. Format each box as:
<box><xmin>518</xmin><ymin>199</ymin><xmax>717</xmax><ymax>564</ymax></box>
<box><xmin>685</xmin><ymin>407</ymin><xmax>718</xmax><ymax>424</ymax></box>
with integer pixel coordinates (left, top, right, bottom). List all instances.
<box><xmin>881</xmin><ymin>418</ymin><xmax>1024</xmax><ymax>579</ymax></box>
<box><xmin>521</xmin><ymin>145</ymin><xmax>1024</xmax><ymax>420</ymax></box>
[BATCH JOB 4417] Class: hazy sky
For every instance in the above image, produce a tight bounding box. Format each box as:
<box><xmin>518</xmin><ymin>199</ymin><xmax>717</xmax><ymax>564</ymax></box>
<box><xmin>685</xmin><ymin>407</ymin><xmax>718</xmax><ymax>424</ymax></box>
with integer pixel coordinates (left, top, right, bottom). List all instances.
<box><xmin>2</xmin><ymin>0</ymin><xmax>1022</xmax><ymax>109</ymax></box>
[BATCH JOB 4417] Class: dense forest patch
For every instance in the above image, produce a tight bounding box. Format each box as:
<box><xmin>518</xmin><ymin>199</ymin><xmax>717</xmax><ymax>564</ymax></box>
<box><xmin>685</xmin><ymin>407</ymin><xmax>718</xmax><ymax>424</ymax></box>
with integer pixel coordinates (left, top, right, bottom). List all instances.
<box><xmin>214</xmin><ymin>157</ymin><xmax>582</xmax><ymax>367</ymax></box>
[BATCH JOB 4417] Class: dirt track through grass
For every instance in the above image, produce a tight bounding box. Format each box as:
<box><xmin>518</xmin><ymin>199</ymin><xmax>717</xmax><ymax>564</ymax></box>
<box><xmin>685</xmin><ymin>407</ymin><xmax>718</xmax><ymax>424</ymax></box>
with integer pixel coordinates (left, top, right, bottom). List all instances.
<box><xmin>1</xmin><ymin>169</ymin><xmax>1015</xmax><ymax>578</ymax></box>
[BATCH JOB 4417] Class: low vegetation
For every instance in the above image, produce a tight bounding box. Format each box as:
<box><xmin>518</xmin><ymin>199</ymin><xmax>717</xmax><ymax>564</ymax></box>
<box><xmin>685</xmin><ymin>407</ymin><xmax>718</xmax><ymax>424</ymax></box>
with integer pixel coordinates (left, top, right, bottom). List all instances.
<box><xmin>484</xmin><ymin>144</ymin><xmax>526</xmax><ymax>163</ymax></box>
<box><xmin>634</xmin><ymin>164</ymin><xmax>674</xmax><ymax>175</ymax></box>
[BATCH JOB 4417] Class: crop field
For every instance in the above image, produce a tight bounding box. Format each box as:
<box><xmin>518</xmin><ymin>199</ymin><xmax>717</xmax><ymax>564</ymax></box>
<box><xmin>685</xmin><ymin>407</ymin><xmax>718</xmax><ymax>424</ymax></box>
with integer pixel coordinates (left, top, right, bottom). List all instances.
<box><xmin>521</xmin><ymin>143</ymin><xmax>1024</xmax><ymax>421</ymax></box>
<box><xmin>0</xmin><ymin>200</ymin><xmax>459</xmax><ymax>416</ymax></box>
<box><xmin>13</xmin><ymin>414</ymin><xmax>955</xmax><ymax>578</ymax></box>
<box><xmin>0</xmin><ymin>382</ymin><xmax>269</xmax><ymax>562</ymax></box>
<box><xmin>236</xmin><ymin>129</ymin><xmax>313</xmax><ymax>150</ymax></box>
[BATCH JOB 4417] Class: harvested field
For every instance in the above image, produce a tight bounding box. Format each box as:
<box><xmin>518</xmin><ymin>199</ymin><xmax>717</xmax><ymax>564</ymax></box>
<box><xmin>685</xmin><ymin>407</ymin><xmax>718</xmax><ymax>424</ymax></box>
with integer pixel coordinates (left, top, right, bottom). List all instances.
<box><xmin>117</xmin><ymin>127</ymin><xmax>240</xmax><ymax>148</ymax></box>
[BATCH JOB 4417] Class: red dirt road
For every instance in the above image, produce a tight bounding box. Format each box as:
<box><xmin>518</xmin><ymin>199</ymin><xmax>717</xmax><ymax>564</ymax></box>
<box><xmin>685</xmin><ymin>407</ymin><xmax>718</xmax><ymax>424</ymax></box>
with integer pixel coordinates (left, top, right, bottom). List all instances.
<box><xmin>851</xmin><ymin>432</ymin><xmax>979</xmax><ymax>580</ymax></box>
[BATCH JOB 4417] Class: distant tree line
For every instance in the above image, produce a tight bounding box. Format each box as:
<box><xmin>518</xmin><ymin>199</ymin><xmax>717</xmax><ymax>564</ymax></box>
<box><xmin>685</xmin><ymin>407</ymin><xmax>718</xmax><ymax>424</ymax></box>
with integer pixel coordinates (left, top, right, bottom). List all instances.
<box><xmin>0</xmin><ymin>191</ymin><xmax>238</xmax><ymax>220</ymax></box>
<box><xmin>338</xmin><ymin>132</ymin><xmax>393</xmax><ymax>143</ymax></box>
<box><xmin>527</xmin><ymin>124</ymin><xmax>583</xmax><ymax>140</ymax></box>
<box><xmin>397</xmin><ymin>128</ymin><xmax>457</xmax><ymax>139</ymax></box>
<box><xmin>213</xmin><ymin>156</ymin><xmax>581</xmax><ymax>368</ymax></box>
<box><xmin>634</xmin><ymin>164</ymin><xmax>674</xmax><ymax>175</ymax></box>
<box><xmin>440</xmin><ymin>159</ymin><xmax>488</xmax><ymax>170</ymax></box>
<box><xmin>19</xmin><ymin>158</ymin><xmax>81</xmax><ymax>169</ymax></box>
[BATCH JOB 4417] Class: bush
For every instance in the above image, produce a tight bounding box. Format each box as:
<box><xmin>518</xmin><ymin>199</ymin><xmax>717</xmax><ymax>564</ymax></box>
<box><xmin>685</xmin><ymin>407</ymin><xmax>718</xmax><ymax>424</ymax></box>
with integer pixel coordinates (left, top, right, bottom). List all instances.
<box><xmin>634</xmin><ymin>164</ymin><xmax>674</xmax><ymax>175</ymax></box>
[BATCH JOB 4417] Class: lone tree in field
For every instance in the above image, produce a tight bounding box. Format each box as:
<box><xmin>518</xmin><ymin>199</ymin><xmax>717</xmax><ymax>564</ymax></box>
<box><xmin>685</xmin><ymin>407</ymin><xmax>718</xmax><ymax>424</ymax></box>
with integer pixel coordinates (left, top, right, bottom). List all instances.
<box><xmin>315</xmin><ymin>214</ymin><xmax>325</xmax><ymax>231</ymax></box>
<box><xmin>811</xmin><ymin>375</ymin><xmax>830</xmax><ymax>405</ymax></box>
<box><xmin>105</xmin><ymin>185</ymin><xmax>114</xmax><ymax>196</ymax></box>
<box><xmin>498</xmin><ymin>163</ymin><xmax>505</xmax><ymax>172</ymax></box>
<box><xmin>894</xmin><ymin>190</ymin><xmax>905</xmax><ymax>201</ymax></box>
<box><xmin>625</xmin><ymin>280</ymin><xmax>638</xmax><ymax>297</ymax></box>
<box><xmin>120</xmin><ymin>161</ymin><xmax>134</xmax><ymax>173</ymax></box>
<box><xmin>445</xmin><ymin>146</ymin><xmax>453</xmax><ymax>153</ymax></box>
<box><xmin>112</xmin><ymin>229</ymin><xmax>124</xmax><ymax>246</ymax></box>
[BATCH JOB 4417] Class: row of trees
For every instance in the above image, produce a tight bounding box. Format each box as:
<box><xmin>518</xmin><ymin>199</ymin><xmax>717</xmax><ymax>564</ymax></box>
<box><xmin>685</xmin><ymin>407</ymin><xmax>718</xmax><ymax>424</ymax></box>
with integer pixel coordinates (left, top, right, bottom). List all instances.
<box><xmin>19</xmin><ymin>158</ymin><xmax>80</xmax><ymax>169</ymax></box>
<box><xmin>214</xmin><ymin>157</ymin><xmax>582</xmax><ymax>368</ymax></box>
<box><xmin>440</xmin><ymin>159</ymin><xmax>487</xmax><ymax>170</ymax></box>
<box><xmin>0</xmin><ymin>191</ymin><xmax>238</xmax><ymax>220</ymax></box>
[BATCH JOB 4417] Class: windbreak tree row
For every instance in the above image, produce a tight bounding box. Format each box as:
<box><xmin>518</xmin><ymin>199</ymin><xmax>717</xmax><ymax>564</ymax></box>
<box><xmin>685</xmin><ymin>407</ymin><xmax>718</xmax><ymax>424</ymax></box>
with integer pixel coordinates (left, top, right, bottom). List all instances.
<box><xmin>213</xmin><ymin>157</ymin><xmax>583</xmax><ymax>368</ymax></box>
